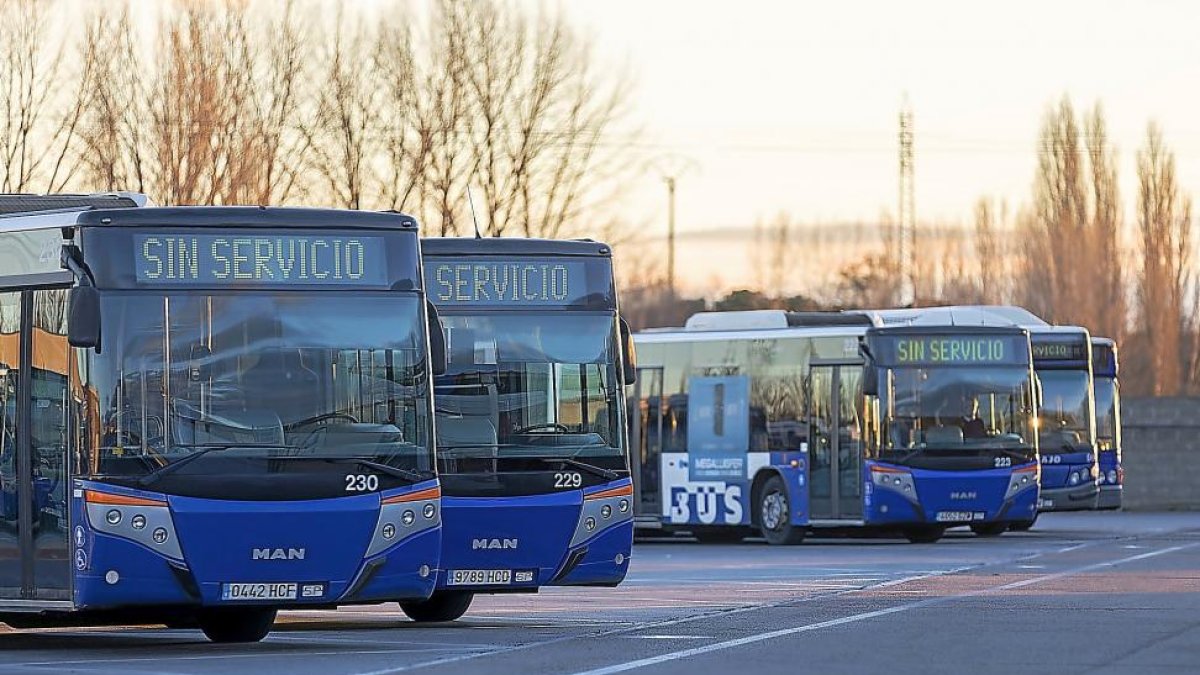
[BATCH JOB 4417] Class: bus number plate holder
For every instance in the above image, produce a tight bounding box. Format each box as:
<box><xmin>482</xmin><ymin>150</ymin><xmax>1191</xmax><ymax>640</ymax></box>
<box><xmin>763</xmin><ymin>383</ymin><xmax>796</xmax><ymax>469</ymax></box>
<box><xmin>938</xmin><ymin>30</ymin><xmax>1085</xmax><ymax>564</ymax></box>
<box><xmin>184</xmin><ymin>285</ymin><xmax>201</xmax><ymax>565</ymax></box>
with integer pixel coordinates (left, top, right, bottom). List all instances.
<box><xmin>448</xmin><ymin>569</ymin><xmax>513</xmax><ymax>586</ymax></box>
<box><xmin>221</xmin><ymin>582</ymin><xmax>299</xmax><ymax>601</ymax></box>
<box><xmin>934</xmin><ymin>511</ymin><xmax>985</xmax><ymax>523</ymax></box>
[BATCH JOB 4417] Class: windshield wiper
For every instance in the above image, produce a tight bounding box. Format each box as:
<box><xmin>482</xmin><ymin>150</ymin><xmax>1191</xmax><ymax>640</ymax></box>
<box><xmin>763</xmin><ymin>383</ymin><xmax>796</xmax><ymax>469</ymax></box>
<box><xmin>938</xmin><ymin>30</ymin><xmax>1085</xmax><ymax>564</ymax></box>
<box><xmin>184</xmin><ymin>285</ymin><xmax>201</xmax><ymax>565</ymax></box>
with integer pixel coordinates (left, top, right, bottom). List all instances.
<box><xmin>325</xmin><ymin>458</ymin><xmax>432</xmax><ymax>483</ymax></box>
<box><xmin>138</xmin><ymin>443</ymin><xmax>299</xmax><ymax>487</ymax></box>
<box><xmin>537</xmin><ymin>457</ymin><xmax>619</xmax><ymax>481</ymax></box>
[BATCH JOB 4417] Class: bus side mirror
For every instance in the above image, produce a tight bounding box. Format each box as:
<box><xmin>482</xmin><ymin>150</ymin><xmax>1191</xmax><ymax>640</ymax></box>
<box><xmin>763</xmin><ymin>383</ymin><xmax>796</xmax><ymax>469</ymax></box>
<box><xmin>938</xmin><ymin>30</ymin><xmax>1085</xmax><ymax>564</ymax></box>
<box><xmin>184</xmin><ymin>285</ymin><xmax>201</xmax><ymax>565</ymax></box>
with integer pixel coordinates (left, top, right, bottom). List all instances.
<box><xmin>861</xmin><ymin>363</ymin><xmax>878</xmax><ymax>396</ymax></box>
<box><xmin>67</xmin><ymin>284</ymin><xmax>102</xmax><ymax>351</ymax></box>
<box><xmin>620</xmin><ymin>317</ymin><xmax>637</xmax><ymax>385</ymax></box>
<box><xmin>426</xmin><ymin>301</ymin><xmax>446</xmax><ymax>376</ymax></box>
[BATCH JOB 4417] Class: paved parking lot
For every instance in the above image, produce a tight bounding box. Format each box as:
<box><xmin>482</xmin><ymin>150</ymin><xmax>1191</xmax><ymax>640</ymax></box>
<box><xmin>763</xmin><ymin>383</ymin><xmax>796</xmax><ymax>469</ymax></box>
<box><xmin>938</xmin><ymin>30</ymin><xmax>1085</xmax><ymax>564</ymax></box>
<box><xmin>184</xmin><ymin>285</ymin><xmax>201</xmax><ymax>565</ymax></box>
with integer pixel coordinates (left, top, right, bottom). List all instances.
<box><xmin>2</xmin><ymin>511</ymin><xmax>1198</xmax><ymax>674</ymax></box>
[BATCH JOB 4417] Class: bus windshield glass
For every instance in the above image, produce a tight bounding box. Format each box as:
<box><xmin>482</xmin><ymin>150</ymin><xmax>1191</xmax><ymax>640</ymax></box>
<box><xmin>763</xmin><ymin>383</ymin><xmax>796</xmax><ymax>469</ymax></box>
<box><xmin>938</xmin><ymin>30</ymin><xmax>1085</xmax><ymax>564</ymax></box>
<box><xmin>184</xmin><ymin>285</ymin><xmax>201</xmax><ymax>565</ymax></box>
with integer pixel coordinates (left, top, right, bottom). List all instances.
<box><xmin>1094</xmin><ymin>377</ymin><xmax>1118</xmax><ymax>447</ymax></box>
<box><xmin>1037</xmin><ymin>369</ymin><xmax>1093</xmax><ymax>449</ymax></box>
<box><xmin>881</xmin><ymin>366</ymin><xmax>1036</xmax><ymax>460</ymax></box>
<box><xmin>90</xmin><ymin>291</ymin><xmax>433</xmax><ymax>477</ymax></box>
<box><xmin>434</xmin><ymin>312</ymin><xmax>622</xmax><ymax>461</ymax></box>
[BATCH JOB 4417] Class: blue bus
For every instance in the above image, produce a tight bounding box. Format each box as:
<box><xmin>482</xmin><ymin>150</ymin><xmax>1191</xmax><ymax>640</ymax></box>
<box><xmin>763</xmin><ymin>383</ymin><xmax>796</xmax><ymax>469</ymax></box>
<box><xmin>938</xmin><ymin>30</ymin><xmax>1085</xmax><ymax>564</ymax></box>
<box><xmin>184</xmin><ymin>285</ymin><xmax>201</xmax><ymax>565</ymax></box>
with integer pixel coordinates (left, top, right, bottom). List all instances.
<box><xmin>412</xmin><ymin>238</ymin><xmax>635</xmax><ymax>621</ymax></box>
<box><xmin>631</xmin><ymin>311</ymin><xmax>1039</xmax><ymax>544</ymax></box>
<box><xmin>0</xmin><ymin>198</ymin><xmax>444</xmax><ymax>642</ymax></box>
<box><xmin>1092</xmin><ymin>337</ymin><xmax>1122</xmax><ymax>510</ymax></box>
<box><xmin>1027</xmin><ymin>327</ymin><xmax>1099</xmax><ymax>513</ymax></box>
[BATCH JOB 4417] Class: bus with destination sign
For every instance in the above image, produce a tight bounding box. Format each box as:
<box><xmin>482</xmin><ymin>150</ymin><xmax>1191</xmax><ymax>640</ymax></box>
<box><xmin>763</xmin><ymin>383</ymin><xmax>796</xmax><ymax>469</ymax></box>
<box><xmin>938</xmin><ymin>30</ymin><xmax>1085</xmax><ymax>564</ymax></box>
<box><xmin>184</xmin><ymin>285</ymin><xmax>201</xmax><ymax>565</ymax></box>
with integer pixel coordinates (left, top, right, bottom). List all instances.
<box><xmin>1026</xmin><ymin>327</ymin><xmax>1099</xmax><ymax>513</ymax></box>
<box><xmin>1092</xmin><ymin>337</ymin><xmax>1122</xmax><ymax>510</ymax></box>
<box><xmin>630</xmin><ymin>311</ymin><xmax>1039</xmax><ymax>544</ymax></box>
<box><xmin>0</xmin><ymin>198</ymin><xmax>445</xmax><ymax>642</ymax></box>
<box><xmin>415</xmin><ymin>238</ymin><xmax>635</xmax><ymax>621</ymax></box>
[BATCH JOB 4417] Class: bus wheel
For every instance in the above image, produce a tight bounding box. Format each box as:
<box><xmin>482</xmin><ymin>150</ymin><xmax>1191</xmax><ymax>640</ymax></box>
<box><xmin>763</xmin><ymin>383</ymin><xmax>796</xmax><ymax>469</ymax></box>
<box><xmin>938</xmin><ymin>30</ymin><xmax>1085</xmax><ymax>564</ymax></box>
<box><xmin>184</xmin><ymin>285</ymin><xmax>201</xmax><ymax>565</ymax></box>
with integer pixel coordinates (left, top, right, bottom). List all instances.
<box><xmin>400</xmin><ymin>591</ymin><xmax>474</xmax><ymax>622</ymax></box>
<box><xmin>758</xmin><ymin>475</ymin><xmax>804</xmax><ymax>545</ymax></box>
<box><xmin>902</xmin><ymin>526</ymin><xmax>945</xmax><ymax>544</ymax></box>
<box><xmin>1009</xmin><ymin>516</ymin><xmax>1038</xmax><ymax>532</ymax></box>
<box><xmin>196</xmin><ymin>608</ymin><xmax>276</xmax><ymax>643</ymax></box>
<box><xmin>970</xmin><ymin>523</ymin><xmax>1008</xmax><ymax>537</ymax></box>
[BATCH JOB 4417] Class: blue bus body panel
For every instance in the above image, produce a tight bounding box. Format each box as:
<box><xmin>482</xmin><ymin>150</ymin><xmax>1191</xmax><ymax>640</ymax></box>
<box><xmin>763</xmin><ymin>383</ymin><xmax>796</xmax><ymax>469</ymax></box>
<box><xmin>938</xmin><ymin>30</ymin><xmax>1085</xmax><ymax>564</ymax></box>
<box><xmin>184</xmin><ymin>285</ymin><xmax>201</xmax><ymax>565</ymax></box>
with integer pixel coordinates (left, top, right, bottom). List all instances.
<box><xmin>71</xmin><ymin>480</ymin><xmax>440</xmax><ymax>610</ymax></box>
<box><xmin>436</xmin><ymin>479</ymin><xmax>633</xmax><ymax>590</ymax></box>
<box><xmin>437</xmin><ymin>491</ymin><xmax>582</xmax><ymax>589</ymax></box>
<box><xmin>864</xmin><ymin>462</ymin><xmax>1039</xmax><ymax>525</ymax></box>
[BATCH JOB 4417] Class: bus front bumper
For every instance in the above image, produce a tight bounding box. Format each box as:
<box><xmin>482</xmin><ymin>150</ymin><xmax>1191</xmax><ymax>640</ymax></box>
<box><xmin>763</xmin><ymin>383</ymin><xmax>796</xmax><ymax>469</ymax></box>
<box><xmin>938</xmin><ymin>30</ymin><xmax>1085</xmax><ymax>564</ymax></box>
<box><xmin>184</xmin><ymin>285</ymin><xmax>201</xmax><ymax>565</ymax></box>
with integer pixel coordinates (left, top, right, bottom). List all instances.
<box><xmin>1038</xmin><ymin>483</ymin><xmax>1099</xmax><ymax>512</ymax></box>
<box><xmin>1097</xmin><ymin>485</ymin><xmax>1123</xmax><ymax>510</ymax></box>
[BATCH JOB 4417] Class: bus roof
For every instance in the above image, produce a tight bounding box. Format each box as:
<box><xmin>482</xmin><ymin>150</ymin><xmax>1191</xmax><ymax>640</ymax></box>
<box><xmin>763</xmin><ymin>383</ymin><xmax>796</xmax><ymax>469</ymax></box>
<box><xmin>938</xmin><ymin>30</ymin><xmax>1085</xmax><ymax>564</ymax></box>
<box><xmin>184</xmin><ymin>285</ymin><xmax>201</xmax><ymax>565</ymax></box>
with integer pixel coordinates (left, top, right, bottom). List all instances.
<box><xmin>682</xmin><ymin>310</ymin><xmax>877</xmax><ymax>332</ymax></box>
<box><xmin>72</xmin><ymin>206</ymin><xmax>418</xmax><ymax>231</ymax></box>
<box><xmin>421</xmin><ymin>237</ymin><xmax>610</xmax><ymax>258</ymax></box>
<box><xmin>0</xmin><ymin>192</ymin><xmax>145</xmax><ymax>215</ymax></box>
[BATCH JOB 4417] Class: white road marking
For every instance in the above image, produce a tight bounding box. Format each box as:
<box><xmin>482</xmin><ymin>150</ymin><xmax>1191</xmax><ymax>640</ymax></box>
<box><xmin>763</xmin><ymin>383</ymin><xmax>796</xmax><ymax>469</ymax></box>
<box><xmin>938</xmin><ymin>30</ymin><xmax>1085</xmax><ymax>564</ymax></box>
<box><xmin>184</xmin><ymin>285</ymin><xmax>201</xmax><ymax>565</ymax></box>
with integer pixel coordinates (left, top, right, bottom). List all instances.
<box><xmin>565</xmin><ymin>544</ymin><xmax>1197</xmax><ymax>675</ymax></box>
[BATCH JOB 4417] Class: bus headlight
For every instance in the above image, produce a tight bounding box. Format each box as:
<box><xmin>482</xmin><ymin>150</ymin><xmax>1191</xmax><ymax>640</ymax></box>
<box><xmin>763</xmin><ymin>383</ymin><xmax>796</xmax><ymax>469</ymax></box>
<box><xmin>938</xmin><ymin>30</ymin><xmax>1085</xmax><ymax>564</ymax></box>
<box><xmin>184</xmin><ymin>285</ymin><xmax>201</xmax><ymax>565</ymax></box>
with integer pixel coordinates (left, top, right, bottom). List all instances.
<box><xmin>1107</xmin><ymin>470</ymin><xmax>1118</xmax><ymax>484</ymax></box>
<box><xmin>1068</xmin><ymin>471</ymin><xmax>1081</xmax><ymax>486</ymax></box>
<box><xmin>86</xmin><ymin>490</ymin><xmax>183</xmax><ymax>562</ymax></box>
<box><xmin>870</xmin><ymin>465</ymin><xmax>917</xmax><ymax>502</ymax></box>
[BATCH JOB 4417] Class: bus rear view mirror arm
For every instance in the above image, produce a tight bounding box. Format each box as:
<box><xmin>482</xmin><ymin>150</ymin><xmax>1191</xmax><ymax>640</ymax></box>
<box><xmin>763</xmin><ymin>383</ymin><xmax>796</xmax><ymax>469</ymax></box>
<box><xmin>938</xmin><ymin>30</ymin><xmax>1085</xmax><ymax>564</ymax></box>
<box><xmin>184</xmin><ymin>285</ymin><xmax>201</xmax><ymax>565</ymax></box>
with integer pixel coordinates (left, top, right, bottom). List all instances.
<box><xmin>427</xmin><ymin>300</ymin><xmax>447</xmax><ymax>376</ymax></box>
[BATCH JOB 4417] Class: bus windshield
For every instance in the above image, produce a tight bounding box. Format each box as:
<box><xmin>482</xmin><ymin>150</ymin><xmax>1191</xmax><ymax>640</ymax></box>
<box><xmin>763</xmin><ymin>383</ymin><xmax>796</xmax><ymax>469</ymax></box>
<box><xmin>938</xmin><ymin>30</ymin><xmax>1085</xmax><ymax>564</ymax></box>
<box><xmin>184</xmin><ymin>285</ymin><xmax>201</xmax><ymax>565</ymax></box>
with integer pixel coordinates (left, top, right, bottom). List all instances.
<box><xmin>90</xmin><ymin>291</ymin><xmax>433</xmax><ymax>477</ymax></box>
<box><xmin>881</xmin><ymin>366</ymin><xmax>1036</xmax><ymax>460</ymax></box>
<box><xmin>434</xmin><ymin>312</ymin><xmax>623</xmax><ymax>462</ymax></box>
<box><xmin>1037</xmin><ymin>370</ymin><xmax>1093</xmax><ymax>449</ymax></box>
<box><xmin>1094</xmin><ymin>376</ymin><xmax>1119</xmax><ymax>447</ymax></box>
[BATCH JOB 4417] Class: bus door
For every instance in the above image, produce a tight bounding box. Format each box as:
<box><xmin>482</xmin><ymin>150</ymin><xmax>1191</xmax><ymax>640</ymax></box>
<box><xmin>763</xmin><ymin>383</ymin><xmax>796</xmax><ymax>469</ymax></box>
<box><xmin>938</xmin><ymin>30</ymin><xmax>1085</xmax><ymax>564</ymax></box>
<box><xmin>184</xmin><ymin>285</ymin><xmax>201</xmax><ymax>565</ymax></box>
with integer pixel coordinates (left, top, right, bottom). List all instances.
<box><xmin>808</xmin><ymin>363</ymin><xmax>864</xmax><ymax>521</ymax></box>
<box><xmin>0</xmin><ymin>289</ymin><xmax>71</xmax><ymax>602</ymax></box>
<box><xmin>629</xmin><ymin>366</ymin><xmax>664</xmax><ymax>519</ymax></box>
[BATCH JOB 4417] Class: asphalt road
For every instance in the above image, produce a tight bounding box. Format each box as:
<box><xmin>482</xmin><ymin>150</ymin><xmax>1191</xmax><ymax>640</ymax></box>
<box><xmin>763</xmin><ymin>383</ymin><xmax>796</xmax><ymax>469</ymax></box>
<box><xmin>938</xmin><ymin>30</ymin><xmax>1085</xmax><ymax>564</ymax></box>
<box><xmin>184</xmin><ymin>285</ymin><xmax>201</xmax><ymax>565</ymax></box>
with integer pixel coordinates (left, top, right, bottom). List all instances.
<box><xmin>2</xmin><ymin>511</ymin><xmax>1198</xmax><ymax>674</ymax></box>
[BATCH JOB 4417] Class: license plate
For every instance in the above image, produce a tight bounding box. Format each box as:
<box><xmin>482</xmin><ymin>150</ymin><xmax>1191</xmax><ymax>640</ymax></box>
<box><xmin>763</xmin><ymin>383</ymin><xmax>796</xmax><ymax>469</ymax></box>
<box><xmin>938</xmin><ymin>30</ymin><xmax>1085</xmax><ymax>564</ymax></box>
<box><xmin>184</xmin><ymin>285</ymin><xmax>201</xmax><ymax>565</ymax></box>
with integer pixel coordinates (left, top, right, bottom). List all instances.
<box><xmin>448</xmin><ymin>569</ymin><xmax>513</xmax><ymax>586</ymax></box>
<box><xmin>935</xmin><ymin>511</ymin><xmax>985</xmax><ymax>523</ymax></box>
<box><xmin>221</xmin><ymin>582</ymin><xmax>298</xmax><ymax>601</ymax></box>
<box><xmin>1038</xmin><ymin>499</ymin><xmax>1055</xmax><ymax>509</ymax></box>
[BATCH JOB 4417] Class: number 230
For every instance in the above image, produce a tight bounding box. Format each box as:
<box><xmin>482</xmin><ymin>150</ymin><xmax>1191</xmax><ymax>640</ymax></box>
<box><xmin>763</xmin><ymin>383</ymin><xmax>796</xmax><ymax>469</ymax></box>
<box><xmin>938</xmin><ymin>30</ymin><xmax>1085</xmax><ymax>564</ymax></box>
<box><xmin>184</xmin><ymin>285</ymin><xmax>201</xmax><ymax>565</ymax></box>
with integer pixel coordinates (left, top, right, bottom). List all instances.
<box><xmin>345</xmin><ymin>474</ymin><xmax>379</xmax><ymax>492</ymax></box>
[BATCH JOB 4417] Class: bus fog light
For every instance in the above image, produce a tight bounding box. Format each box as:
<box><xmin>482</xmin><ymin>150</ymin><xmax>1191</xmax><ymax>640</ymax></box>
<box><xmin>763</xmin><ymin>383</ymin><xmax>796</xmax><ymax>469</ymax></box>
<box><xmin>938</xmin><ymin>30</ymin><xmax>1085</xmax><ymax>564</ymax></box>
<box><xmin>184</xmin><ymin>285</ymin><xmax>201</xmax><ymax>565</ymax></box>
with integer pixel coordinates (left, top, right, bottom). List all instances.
<box><xmin>615</xmin><ymin>553</ymin><xmax>625</xmax><ymax>565</ymax></box>
<box><xmin>131</xmin><ymin>515</ymin><xmax>146</xmax><ymax>530</ymax></box>
<box><xmin>382</xmin><ymin>523</ymin><xmax>396</xmax><ymax>540</ymax></box>
<box><xmin>601</xmin><ymin>505</ymin><xmax>612</xmax><ymax>519</ymax></box>
<box><xmin>105</xmin><ymin>570</ymin><xmax>119</xmax><ymax>585</ymax></box>
<box><xmin>418</xmin><ymin>564</ymin><xmax>430</xmax><ymax>578</ymax></box>
<box><xmin>586</xmin><ymin>517</ymin><xmax>596</xmax><ymax>531</ymax></box>
<box><xmin>423</xmin><ymin>503</ymin><xmax>436</xmax><ymax>519</ymax></box>
<box><xmin>106</xmin><ymin>509</ymin><xmax>122</xmax><ymax>525</ymax></box>
<box><xmin>402</xmin><ymin>510</ymin><xmax>415</xmax><ymax>525</ymax></box>
<box><xmin>152</xmin><ymin>528</ymin><xmax>168</xmax><ymax>544</ymax></box>
<box><xmin>619</xmin><ymin>499</ymin><xmax>629</xmax><ymax>513</ymax></box>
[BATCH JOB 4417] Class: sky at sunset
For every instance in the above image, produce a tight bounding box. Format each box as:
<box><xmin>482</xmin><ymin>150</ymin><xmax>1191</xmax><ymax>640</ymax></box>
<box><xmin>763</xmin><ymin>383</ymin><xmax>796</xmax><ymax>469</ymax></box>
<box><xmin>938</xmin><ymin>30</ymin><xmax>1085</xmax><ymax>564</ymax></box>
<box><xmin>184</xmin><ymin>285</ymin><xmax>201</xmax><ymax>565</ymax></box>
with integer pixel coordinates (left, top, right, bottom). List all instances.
<box><xmin>551</xmin><ymin>0</ymin><xmax>1200</xmax><ymax>292</ymax></box>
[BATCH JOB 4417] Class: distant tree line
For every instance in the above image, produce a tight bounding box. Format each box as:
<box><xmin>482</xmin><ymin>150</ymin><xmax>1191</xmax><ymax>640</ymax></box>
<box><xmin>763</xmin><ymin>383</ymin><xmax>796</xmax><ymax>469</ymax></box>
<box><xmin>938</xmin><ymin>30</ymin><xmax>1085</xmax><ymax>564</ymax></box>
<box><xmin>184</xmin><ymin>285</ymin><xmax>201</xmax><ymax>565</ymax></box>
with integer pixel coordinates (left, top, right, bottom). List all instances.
<box><xmin>622</xmin><ymin>97</ymin><xmax>1199</xmax><ymax>397</ymax></box>
<box><xmin>0</xmin><ymin>0</ymin><xmax>634</xmax><ymax>240</ymax></box>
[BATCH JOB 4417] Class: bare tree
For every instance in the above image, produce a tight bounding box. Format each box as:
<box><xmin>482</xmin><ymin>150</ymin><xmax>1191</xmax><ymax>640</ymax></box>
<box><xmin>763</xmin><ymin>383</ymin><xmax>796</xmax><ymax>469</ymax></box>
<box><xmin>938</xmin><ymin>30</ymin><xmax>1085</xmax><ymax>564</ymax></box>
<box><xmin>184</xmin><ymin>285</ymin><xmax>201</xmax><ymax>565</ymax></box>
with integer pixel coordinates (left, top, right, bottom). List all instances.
<box><xmin>1084</xmin><ymin>104</ymin><xmax>1125</xmax><ymax>342</ymax></box>
<box><xmin>1135</xmin><ymin>122</ymin><xmax>1192</xmax><ymax>396</ymax></box>
<box><xmin>973</xmin><ymin>197</ymin><xmax>1006</xmax><ymax>303</ymax></box>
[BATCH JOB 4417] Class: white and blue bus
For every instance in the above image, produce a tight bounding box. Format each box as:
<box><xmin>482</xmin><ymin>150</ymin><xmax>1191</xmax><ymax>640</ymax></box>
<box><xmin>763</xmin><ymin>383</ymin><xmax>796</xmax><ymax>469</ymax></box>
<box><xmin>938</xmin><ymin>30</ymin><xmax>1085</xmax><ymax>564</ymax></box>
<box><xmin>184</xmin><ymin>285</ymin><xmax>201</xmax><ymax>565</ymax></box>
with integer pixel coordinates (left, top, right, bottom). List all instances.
<box><xmin>1092</xmin><ymin>337</ymin><xmax>1122</xmax><ymax>510</ymax></box>
<box><xmin>630</xmin><ymin>311</ymin><xmax>1039</xmax><ymax>544</ymax></box>
<box><xmin>0</xmin><ymin>197</ymin><xmax>444</xmax><ymax>642</ymax></box>
<box><xmin>410</xmin><ymin>237</ymin><xmax>635</xmax><ymax>621</ymax></box>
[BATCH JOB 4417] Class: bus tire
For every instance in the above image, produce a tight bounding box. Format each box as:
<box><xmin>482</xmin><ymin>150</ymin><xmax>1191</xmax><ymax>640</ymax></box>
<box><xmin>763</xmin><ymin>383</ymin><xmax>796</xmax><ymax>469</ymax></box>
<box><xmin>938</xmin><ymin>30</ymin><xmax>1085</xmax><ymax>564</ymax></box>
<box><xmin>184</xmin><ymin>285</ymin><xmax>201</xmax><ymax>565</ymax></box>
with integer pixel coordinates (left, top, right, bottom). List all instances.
<box><xmin>902</xmin><ymin>526</ymin><xmax>945</xmax><ymax>544</ymax></box>
<box><xmin>196</xmin><ymin>608</ymin><xmax>276</xmax><ymax>643</ymax></box>
<box><xmin>970</xmin><ymin>523</ymin><xmax>1007</xmax><ymax>537</ymax></box>
<box><xmin>758</xmin><ymin>475</ymin><xmax>804</xmax><ymax>545</ymax></box>
<box><xmin>1009</xmin><ymin>516</ymin><xmax>1038</xmax><ymax>532</ymax></box>
<box><xmin>400</xmin><ymin>591</ymin><xmax>474</xmax><ymax>622</ymax></box>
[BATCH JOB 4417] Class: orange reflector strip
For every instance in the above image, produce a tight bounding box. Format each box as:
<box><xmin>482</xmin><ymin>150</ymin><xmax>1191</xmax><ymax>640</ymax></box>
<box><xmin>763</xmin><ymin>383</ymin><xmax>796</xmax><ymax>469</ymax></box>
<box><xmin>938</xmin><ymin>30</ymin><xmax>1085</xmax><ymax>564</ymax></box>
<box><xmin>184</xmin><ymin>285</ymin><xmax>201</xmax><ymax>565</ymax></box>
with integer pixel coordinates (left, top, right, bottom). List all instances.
<box><xmin>382</xmin><ymin>485</ymin><xmax>441</xmax><ymax>504</ymax></box>
<box><xmin>85</xmin><ymin>490</ymin><xmax>167</xmax><ymax>507</ymax></box>
<box><xmin>585</xmin><ymin>483</ymin><xmax>634</xmax><ymax>501</ymax></box>
<box><xmin>870</xmin><ymin>465</ymin><xmax>906</xmax><ymax>474</ymax></box>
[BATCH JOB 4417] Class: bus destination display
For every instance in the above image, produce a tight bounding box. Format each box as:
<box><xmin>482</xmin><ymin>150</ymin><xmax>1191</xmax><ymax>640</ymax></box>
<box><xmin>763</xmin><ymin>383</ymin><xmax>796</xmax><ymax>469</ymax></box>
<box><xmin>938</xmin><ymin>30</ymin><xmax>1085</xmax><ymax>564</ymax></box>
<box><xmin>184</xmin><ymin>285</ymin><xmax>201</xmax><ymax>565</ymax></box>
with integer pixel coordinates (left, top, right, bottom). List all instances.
<box><xmin>877</xmin><ymin>335</ymin><xmax>1028</xmax><ymax>366</ymax></box>
<box><xmin>134</xmin><ymin>234</ymin><xmax>387</xmax><ymax>286</ymax></box>
<box><xmin>1031</xmin><ymin>341</ymin><xmax>1088</xmax><ymax>362</ymax></box>
<box><xmin>427</xmin><ymin>260</ymin><xmax>590</xmax><ymax>306</ymax></box>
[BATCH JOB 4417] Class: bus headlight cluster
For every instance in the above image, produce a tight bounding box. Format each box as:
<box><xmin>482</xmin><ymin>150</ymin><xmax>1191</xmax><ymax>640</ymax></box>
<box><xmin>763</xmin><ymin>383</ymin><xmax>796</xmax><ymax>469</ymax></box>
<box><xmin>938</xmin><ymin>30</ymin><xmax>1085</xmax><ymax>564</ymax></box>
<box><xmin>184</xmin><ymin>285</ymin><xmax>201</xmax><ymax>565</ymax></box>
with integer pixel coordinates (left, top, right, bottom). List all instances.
<box><xmin>870</xmin><ymin>467</ymin><xmax>918</xmax><ymax>503</ymax></box>
<box><xmin>1005</xmin><ymin>467</ymin><xmax>1038</xmax><ymax>496</ymax></box>
<box><xmin>85</xmin><ymin>490</ymin><xmax>183</xmax><ymax>562</ymax></box>
<box><xmin>365</xmin><ymin>487</ymin><xmax>441</xmax><ymax>558</ymax></box>
<box><xmin>570</xmin><ymin>483</ymin><xmax>634</xmax><ymax>548</ymax></box>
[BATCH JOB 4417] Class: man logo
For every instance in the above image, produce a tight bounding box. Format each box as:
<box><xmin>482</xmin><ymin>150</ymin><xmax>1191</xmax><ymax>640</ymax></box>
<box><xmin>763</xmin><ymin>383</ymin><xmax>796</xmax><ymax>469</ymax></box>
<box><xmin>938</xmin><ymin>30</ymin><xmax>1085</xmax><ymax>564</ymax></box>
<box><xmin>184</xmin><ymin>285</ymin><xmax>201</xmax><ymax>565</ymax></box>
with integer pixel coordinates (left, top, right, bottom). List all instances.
<box><xmin>472</xmin><ymin>538</ymin><xmax>518</xmax><ymax>550</ymax></box>
<box><xmin>950</xmin><ymin>491</ymin><xmax>978</xmax><ymax>500</ymax></box>
<box><xmin>252</xmin><ymin>547</ymin><xmax>306</xmax><ymax>560</ymax></box>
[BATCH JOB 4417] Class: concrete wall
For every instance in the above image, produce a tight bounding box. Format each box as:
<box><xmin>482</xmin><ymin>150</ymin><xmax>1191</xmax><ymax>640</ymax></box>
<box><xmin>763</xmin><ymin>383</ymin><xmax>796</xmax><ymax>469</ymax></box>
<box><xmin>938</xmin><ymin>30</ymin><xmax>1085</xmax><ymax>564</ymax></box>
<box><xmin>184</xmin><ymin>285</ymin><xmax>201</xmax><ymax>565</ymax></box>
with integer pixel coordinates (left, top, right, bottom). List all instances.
<box><xmin>1122</xmin><ymin>397</ymin><xmax>1200</xmax><ymax>511</ymax></box>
